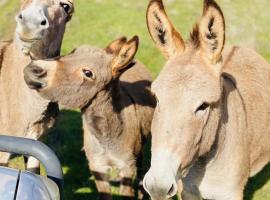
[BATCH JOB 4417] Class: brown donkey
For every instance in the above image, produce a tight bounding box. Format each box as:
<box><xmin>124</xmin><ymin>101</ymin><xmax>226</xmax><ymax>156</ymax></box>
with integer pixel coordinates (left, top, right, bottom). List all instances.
<box><xmin>143</xmin><ymin>0</ymin><xmax>270</xmax><ymax>200</ymax></box>
<box><xmin>0</xmin><ymin>0</ymin><xmax>74</xmax><ymax>170</ymax></box>
<box><xmin>23</xmin><ymin>36</ymin><xmax>156</xmax><ymax>199</ymax></box>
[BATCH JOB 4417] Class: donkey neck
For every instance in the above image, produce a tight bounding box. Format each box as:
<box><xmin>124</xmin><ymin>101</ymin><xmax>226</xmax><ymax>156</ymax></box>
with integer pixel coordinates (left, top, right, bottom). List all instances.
<box><xmin>201</xmin><ymin>74</ymin><xmax>247</xmax><ymax>165</ymax></box>
<box><xmin>82</xmin><ymin>81</ymin><xmax>126</xmax><ymax>141</ymax></box>
<box><xmin>14</xmin><ymin>35</ymin><xmax>61</xmax><ymax>60</ymax></box>
<box><xmin>0</xmin><ymin>41</ymin><xmax>58</xmax><ymax>136</ymax></box>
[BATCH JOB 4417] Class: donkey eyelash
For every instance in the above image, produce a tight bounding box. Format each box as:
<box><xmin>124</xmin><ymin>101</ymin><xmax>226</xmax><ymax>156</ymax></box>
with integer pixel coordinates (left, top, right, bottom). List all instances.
<box><xmin>195</xmin><ymin>102</ymin><xmax>210</xmax><ymax>113</ymax></box>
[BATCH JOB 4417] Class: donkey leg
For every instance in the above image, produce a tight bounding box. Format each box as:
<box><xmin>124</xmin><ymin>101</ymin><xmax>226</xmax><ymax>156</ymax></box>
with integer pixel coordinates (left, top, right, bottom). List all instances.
<box><xmin>136</xmin><ymin>152</ymin><xmax>147</xmax><ymax>200</ymax></box>
<box><xmin>181</xmin><ymin>182</ymin><xmax>202</xmax><ymax>200</ymax></box>
<box><xmin>90</xmin><ymin>164</ymin><xmax>112</xmax><ymax>200</ymax></box>
<box><xmin>181</xmin><ymin>190</ymin><xmax>202</xmax><ymax>200</ymax></box>
<box><xmin>27</xmin><ymin>156</ymin><xmax>40</xmax><ymax>173</ymax></box>
<box><xmin>119</xmin><ymin>165</ymin><xmax>136</xmax><ymax>199</ymax></box>
<box><xmin>0</xmin><ymin>152</ymin><xmax>10</xmax><ymax>166</ymax></box>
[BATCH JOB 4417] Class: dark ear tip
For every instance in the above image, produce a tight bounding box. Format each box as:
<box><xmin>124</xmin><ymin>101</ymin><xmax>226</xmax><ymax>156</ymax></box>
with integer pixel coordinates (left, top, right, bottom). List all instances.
<box><xmin>148</xmin><ymin>0</ymin><xmax>164</xmax><ymax>10</ymax></box>
<box><xmin>204</xmin><ymin>0</ymin><xmax>216</xmax><ymax>5</ymax></box>
<box><xmin>203</xmin><ymin>0</ymin><xmax>224</xmax><ymax>20</ymax></box>
<box><xmin>133</xmin><ymin>35</ymin><xmax>139</xmax><ymax>44</ymax></box>
<box><xmin>119</xmin><ymin>36</ymin><xmax>128</xmax><ymax>43</ymax></box>
<box><xmin>128</xmin><ymin>36</ymin><xmax>139</xmax><ymax>46</ymax></box>
<box><xmin>203</xmin><ymin>0</ymin><xmax>221</xmax><ymax>11</ymax></box>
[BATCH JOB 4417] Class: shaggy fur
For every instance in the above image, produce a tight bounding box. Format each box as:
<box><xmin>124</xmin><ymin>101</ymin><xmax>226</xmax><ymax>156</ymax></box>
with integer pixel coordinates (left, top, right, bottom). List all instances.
<box><xmin>0</xmin><ymin>0</ymin><xmax>74</xmax><ymax>168</ymax></box>
<box><xmin>23</xmin><ymin>38</ymin><xmax>156</xmax><ymax>199</ymax></box>
<box><xmin>144</xmin><ymin>1</ymin><xmax>270</xmax><ymax>200</ymax></box>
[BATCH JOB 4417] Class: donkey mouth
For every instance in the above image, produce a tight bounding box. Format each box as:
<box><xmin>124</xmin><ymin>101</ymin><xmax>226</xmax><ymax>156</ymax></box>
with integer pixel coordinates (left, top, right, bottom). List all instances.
<box><xmin>19</xmin><ymin>36</ymin><xmax>41</xmax><ymax>43</ymax></box>
<box><xmin>16</xmin><ymin>32</ymin><xmax>42</xmax><ymax>44</ymax></box>
<box><xmin>17</xmin><ymin>34</ymin><xmax>42</xmax><ymax>55</ymax></box>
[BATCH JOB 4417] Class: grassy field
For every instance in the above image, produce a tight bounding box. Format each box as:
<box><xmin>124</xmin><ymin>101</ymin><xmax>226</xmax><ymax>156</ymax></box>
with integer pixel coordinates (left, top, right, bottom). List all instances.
<box><xmin>1</xmin><ymin>0</ymin><xmax>270</xmax><ymax>199</ymax></box>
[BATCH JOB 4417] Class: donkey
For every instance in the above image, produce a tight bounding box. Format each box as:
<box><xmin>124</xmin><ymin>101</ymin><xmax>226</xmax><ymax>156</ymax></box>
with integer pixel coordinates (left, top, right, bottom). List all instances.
<box><xmin>23</xmin><ymin>36</ymin><xmax>156</xmax><ymax>199</ymax></box>
<box><xmin>143</xmin><ymin>0</ymin><xmax>270</xmax><ymax>200</ymax></box>
<box><xmin>0</xmin><ymin>0</ymin><xmax>74</xmax><ymax>170</ymax></box>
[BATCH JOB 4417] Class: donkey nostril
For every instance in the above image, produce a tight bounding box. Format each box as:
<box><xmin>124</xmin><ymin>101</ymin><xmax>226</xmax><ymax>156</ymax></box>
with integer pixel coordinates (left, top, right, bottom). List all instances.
<box><xmin>32</xmin><ymin>67</ymin><xmax>46</xmax><ymax>77</ymax></box>
<box><xmin>40</xmin><ymin>20</ymin><xmax>47</xmax><ymax>26</ymax></box>
<box><xmin>33</xmin><ymin>68</ymin><xmax>42</xmax><ymax>74</ymax></box>
<box><xmin>18</xmin><ymin>14</ymin><xmax>23</xmax><ymax>20</ymax></box>
<box><xmin>167</xmin><ymin>184</ymin><xmax>175</xmax><ymax>197</ymax></box>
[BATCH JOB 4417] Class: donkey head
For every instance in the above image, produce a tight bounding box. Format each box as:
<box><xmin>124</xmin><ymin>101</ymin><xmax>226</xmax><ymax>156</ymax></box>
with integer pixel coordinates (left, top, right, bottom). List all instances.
<box><xmin>143</xmin><ymin>0</ymin><xmax>225</xmax><ymax>199</ymax></box>
<box><xmin>23</xmin><ymin>36</ymin><xmax>139</xmax><ymax>109</ymax></box>
<box><xmin>15</xmin><ymin>0</ymin><xmax>74</xmax><ymax>59</ymax></box>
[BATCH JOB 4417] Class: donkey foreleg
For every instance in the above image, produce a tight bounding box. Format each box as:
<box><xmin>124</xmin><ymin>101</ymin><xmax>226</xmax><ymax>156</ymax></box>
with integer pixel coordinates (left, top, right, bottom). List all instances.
<box><xmin>90</xmin><ymin>164</ymin><xmax>112</xmax><ymax>200</ymax></box>
<box><xmin>181</xmin><ymin>182</ymin><xmax>202</xmax><ymax>200</ymax></box>
<box><xmin>181</xmin><ymin>190</ymin><xmax>202</xmax><ymax>200</ymax></box>
<box><xmin>119</xmin><ymin>165</ymin><xmax>136</xmax><ymax>199</ymax></box>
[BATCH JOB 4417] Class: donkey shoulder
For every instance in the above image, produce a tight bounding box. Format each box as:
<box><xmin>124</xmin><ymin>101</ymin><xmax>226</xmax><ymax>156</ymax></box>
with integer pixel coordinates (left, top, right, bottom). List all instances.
<box><xmin>223</xmin><ymin>46</ymin><xmax>270</xmax><ymax>71</ymax></box>
<box><xmin>120</xmin><ymin>60</ymin><xmax>155</xmax><ymax>107</ymax></box>
<box><xmin>119</xmin><ymin>60</ymin><xmax>156</xmax><ymax>136</ymax></box>
<box><xmin>223</xmin><ymin>46</ymin><xmax>270</xmax><ymax>88</ymax></box>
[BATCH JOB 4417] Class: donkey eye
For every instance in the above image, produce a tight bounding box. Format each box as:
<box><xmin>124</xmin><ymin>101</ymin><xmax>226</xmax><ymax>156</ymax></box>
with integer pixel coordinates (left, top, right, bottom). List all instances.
<box><xmin>196</xmin><ymin>102</ymin><xmax>210</xmax><ymax>113</ymax></box>
<box><xmin>83</xmin><ymin>69</ymin><xmax>95</xmax><ymax>80</ymax></box>
<box><xmin>60</xmin><ymin>3</ymin><xmax>71</xmax><ymax>14</ymax></box>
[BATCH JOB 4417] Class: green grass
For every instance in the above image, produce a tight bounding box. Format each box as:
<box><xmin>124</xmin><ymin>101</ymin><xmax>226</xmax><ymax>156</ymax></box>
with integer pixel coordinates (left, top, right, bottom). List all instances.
<box><xmin>0</xmin><ymin>0</ymin><xmax>18</xmax><ymax>40</ymax></box>
<box><xmin>1</xmin><ymin>0</ymin><xmax>270</xmax><ymax>199</ymax></box>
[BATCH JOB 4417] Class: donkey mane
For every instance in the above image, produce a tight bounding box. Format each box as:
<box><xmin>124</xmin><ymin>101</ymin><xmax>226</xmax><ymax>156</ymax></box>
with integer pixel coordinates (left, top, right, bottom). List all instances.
<box><xmin>0</xmin><ymin>41</ymin><xmax>12</xmax><ymax>74</ymax></box>
<box><xmin>189</xmin><ymin>24</ymin><xmax>200</xmax><ymax>48</ymax></box>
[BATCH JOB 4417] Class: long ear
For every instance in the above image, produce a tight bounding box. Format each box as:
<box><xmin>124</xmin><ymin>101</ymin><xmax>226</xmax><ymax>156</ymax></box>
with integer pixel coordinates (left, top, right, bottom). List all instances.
<box><xmin>105</xmin><ymin>36</ymin><xmax>127</xmax><ymax>55</ymax></box>
<box><xmin>111</xmin><ymin>36</ymin><xmax>139</xmax><ymax>78</ymax></box>
<box><xmin>146</xmin><ymin>0</ymin><xmax>185</xmax><ymax>59</ymax></box>
<box><xmin>197</xmin><ymin>0</ymin><xmax>225</xmax><ymax>64</ymax></box>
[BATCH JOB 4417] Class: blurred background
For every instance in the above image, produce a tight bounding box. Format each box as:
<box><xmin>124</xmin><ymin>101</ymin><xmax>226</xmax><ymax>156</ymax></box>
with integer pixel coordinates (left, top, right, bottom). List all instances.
<box><xmin>0</xmin><ymin>0</ymin><xmax>270</xmax><ymax>199</ymax></box>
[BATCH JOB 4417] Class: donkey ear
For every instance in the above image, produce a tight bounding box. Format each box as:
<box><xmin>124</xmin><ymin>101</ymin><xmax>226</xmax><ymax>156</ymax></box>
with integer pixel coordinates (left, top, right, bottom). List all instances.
<box><xmin>198</xmin><ymin>0</ymin><xmax>225</xmax><ymax>64</ymax></box>
<box><xmin>111</xmin><ymin>36</ymin><xmax>139</xmax><ymax>78</ymax></box>
<box><xmin>105</xmin><ymin>36</ymin><xmax>127</xmax><ymax>55</ymax></box>
<box><xmin>146</xmin><ymin>0</ymin><xmax>185</xmax><ymax>59</ymax></box>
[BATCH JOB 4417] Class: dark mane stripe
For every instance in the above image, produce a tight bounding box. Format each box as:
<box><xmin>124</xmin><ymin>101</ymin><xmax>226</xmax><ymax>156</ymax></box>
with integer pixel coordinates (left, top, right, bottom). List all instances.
<box><xmin>0</xmin><ymin>40</ymin><xmax>12</xmax><ymax>75</ymax></box>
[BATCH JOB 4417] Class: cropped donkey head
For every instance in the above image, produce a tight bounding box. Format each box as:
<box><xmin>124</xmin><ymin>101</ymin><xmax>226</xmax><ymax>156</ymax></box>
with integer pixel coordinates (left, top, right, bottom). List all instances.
<box><xmin>23</xmin><ymin>36</ymin><xmax>139</xmax><ymax>108</ymax></box>
<box><xmin>16</xmin><ymin>0</ymin><xmax>74</xmax><ymax>58</ymax></box>
<box><xmin>143</xmin><ymin>0</ymin><xmax>225</xmax><ymax>199</ymax></box>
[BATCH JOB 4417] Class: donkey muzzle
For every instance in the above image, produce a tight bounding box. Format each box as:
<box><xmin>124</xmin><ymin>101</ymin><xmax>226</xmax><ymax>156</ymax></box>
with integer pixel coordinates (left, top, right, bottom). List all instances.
<box><xmin>143</xmin><ymin>169</ymin><xmax>178</xmax><ymax>200</ymax></box>
<box><xmin>16</xmin><ymin>4</ymin><xmax>49</xmax><ymax>42</ymax></box>
<box><xmin>24</xmin><ymin>62</ymin><xmax>47</xmax><ymax>89</ymax></box>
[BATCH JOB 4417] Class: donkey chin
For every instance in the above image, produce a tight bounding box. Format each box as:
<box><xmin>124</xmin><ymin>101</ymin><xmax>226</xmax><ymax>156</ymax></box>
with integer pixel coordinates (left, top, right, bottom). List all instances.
<box><xmin>15</xmin><ymin>29</ymin><xmax>46</xmax><ymax>55</ymax></box>
<box><xmin>15</xmin><ymin>35</ymin><xmax>39</xmax><ymax>55</ymax></box>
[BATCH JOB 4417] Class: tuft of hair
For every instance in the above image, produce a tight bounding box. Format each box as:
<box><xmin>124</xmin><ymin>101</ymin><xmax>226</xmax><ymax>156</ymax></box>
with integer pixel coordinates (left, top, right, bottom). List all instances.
<box><xmin>190</xmin><ymin>24</ymin><xmax>200</xmax><ymax>48</ymax></box>
<box><xmin>189</xmin><ymin>0</ymin><xmax>225</xmax><ymax>51</ymax></box>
